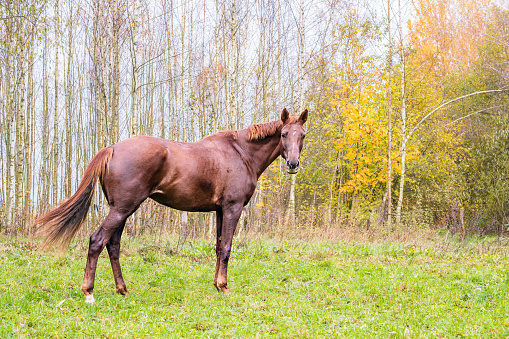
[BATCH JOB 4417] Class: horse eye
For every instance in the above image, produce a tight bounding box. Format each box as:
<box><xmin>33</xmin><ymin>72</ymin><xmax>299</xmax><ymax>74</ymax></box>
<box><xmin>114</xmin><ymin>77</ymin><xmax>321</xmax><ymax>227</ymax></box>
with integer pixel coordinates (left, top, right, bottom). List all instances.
<box><xmin>301</xmin><ymin>134</ymin><xmax>306</xmax><ymax>139</ymax></box>
<box><xmin>281</xmin><ymin>133</ymin><xmax>287</xmax><ymax>138</ymax></box>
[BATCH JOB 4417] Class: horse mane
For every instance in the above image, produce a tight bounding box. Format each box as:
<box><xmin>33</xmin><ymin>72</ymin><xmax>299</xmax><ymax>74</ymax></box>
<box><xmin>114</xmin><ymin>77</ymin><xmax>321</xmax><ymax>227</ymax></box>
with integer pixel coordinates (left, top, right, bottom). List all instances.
<box><xmin>214</xmin><ymin>115</ymin><xmax>299</xmax><ymax>142</ymax></box>
<box><xmin>247</xmin><ymin>116</ymin><xmax>298</xmax><ymax>141</ymax></box>
<box><xmin>219</xmin><ymin>130</ymin><xmax>238</xmax><ymax>140</ymax></box>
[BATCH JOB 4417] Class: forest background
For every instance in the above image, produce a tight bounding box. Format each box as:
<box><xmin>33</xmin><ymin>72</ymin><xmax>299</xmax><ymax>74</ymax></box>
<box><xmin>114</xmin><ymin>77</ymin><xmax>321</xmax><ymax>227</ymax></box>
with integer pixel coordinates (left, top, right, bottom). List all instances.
<box><xmin>1</xmin><ymin>0</ymin><xmax>508</xmax><ymax>239</ymax></box>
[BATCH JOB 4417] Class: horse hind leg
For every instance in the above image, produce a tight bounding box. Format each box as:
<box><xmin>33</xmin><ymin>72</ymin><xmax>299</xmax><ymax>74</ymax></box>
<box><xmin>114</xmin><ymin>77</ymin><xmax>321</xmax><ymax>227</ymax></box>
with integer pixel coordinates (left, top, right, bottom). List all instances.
<box><xmin>81</xmin><ymin>208</ymin><xmax>131</xmax><ymax>303</ymax></box>
<box><xmin>106</xmin><ymin>224</ymin><xmax>127</xmax><ymax>295</ymax></box>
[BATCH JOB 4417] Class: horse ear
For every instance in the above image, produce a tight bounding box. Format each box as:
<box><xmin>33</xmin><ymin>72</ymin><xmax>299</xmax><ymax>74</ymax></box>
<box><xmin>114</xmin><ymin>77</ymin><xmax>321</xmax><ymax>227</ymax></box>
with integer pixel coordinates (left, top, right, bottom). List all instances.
<box><xmin>298</xmin><ymin>109</ymin><xmax>308</xmax><ymax>125</ymax></box>
<box><xmin>281</xmin><ymin>108</ymin><xmax>290</xmax><ymax>124</ymax></box>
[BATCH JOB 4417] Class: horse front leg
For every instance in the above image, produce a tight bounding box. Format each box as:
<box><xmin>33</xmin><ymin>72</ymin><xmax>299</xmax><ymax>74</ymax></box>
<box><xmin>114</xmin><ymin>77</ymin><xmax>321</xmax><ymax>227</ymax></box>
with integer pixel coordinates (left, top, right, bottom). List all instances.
<box><xmin>213</xmin><ymin>210</ymin><xmax>222</xmax><ymax>289</ymax></box>
<box><xmin>214</xmin><ymin>204</ymin><xmax>243</xmax><ymax>293</ymax></box>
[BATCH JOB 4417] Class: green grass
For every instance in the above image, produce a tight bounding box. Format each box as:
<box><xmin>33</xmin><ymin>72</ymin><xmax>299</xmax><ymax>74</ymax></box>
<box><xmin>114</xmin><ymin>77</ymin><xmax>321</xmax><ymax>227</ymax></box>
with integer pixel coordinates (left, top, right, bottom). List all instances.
<box><xmin>1</xmin><ymin>235</ymin><xmax>509</xmax><ymax>338</ymax></box>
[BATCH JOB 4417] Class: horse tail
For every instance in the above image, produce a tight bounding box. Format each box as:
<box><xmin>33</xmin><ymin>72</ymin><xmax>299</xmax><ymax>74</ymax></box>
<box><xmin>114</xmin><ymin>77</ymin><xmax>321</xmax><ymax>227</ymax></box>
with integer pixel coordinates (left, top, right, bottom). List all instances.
<box><xmin>35</xmin><ymin>147</ymin><xmax>114</xmax><ymax>252</ymax></box>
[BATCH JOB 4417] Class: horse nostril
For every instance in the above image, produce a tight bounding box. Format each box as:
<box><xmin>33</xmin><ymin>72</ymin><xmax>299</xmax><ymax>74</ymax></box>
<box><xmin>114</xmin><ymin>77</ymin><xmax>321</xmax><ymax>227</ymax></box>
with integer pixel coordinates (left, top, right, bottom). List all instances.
<box><xmin>287</xmin><ymin>159</ymin><xmax>299</xmax><ymax>169</ymax></box>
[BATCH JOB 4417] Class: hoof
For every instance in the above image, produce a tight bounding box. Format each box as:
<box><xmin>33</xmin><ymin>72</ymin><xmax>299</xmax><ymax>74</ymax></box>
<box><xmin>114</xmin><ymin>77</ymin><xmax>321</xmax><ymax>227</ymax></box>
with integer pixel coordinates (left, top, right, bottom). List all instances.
<box><xmin>214</xmin><ymin>282</ymin><xmax>231</xmax><ymax>294</ymax></box>
<box><xmin>116</xmin><ymin>287</ymin><xmax>128</xmax><ymax>295</ymax></box>
<box><xmin>220</xmin><ymin>286</ymin><xmax>231</xmax><ymax>294</ymax></box>
<box><xmin>84</xmin><ymin>294</ymin><xmax>96</xmax><ymax>304</ymax></box>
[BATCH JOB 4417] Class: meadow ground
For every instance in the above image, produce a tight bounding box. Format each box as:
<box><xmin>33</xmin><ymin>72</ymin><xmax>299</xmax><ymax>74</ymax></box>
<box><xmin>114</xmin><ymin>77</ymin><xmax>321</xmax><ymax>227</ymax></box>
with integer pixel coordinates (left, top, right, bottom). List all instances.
<box><xmin>1</xmin><ymin>230</ymin><xmax>509</xmax><ymax>338</ymax></box>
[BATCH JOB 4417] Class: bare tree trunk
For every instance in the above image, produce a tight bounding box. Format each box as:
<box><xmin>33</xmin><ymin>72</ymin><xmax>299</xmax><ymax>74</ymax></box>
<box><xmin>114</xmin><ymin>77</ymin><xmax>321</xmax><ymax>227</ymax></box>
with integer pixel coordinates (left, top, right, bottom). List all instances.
<box><xmin>328</xmin><ymin>150</ymin><xmax>342</xmax><ymax>222</ymax></box>
<box><xmin>11</xmin><ymin>2</ymin><xmax>29</xmax><ymax>230</ymax></box>
<box><xmin>130</xmin><ymin>1</ymin><xmax>140</xmax><ymax>137</ymax></box>
<box><xmin>15</xmin><ymin>32</ymin><xmax>26</xmax><ymax>229</ymax></box>
<box><xmin>230</xmin><ymin>1</ymin><xmax>240</xmax><ymax>130</ymax></box>
<box><xmin>181</xmin><ymin>0</ymin><xmax>188</xmax><ymax>139</ymax></box>
<box><xmin>52</xmin><ymin>0</ymin><xmax>60</xmax><ymax>206</ymax></box>
<box><xmin>25</xmin><ymin>33</ymin><xmax>35</xmax><ymax>227</ymax></box>
<box><xmin>111</xmin><ymin>0</ymin><xmax>122</xmax><ymax>143</ymax></box>
<box><xmin>385</xmin><ymin>0</ymin><xmax>393</xmax><ymax>229</ymax></box>
<box><xmin>163</xmin><ymin>0</ymin><xmax>174</xmax><ymax>140</ymax></box>
<box><xmin>40</xmin><ymin>13</ymin><xmax>50</xmax><ymax>209</ymax></box>
<box><xmin>64</xmin><ymin>3</ymin><xmax>74</xmax><ymax>199</ymax></box>
<box><xmin>395</xmin><ymin>41</ymin><xmax>407</xmax><ymax>225</ymax></box>
<box><xmin>254</xmin><ymin>0</ymin><xmax>266</xmax><ymax>123</ymax></box>
<box><xmin>349</xmin><ymin>193</ymin><xmax>357</xmax><ymax>225</ymax></box>
<box><xmin>285</xmin><ymin>174</ymin><xmax>297</xmax><ymax>225</ymax></box>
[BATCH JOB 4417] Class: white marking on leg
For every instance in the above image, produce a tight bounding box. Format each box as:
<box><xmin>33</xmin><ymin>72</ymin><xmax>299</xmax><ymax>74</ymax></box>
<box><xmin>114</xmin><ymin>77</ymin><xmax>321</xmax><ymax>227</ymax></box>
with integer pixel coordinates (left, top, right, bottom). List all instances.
<box><xmin>85</xmin><ymin>294</ymin><xmax>96</xmax><ymax>304</ymax></box>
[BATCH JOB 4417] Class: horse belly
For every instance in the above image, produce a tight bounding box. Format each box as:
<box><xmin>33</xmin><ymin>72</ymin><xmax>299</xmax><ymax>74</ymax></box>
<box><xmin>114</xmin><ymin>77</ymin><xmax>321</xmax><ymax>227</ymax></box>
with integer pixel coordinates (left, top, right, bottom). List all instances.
<box><xmin>149</xmin><ymin>187</ymin><xmax>217</xmax><ymax>212</ymax></box>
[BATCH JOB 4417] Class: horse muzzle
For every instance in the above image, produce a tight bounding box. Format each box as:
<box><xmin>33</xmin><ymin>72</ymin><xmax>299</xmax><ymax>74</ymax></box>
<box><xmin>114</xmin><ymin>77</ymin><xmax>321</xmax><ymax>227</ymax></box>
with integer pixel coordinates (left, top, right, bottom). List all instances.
<box><xmin>286</xmin><ymin>159</ymin><xmax>300</xmax><ymax>174</ymax></box>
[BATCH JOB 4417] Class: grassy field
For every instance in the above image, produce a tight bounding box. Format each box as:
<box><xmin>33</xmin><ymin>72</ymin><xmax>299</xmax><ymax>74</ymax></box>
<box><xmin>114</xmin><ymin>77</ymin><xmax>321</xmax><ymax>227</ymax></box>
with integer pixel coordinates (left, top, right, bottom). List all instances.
<box><xmin>1</xmin><ymin>233</ymin><xmax>509</xmax><ymax>338</ymax></box>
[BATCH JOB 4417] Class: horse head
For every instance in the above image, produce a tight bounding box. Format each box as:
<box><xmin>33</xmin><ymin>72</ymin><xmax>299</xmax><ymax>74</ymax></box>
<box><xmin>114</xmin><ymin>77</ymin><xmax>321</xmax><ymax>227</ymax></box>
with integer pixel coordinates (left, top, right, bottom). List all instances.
<box><xmin>280</xmin><ymin>108</ymin><xmax>308</xmax><ymax>174</ymax></box>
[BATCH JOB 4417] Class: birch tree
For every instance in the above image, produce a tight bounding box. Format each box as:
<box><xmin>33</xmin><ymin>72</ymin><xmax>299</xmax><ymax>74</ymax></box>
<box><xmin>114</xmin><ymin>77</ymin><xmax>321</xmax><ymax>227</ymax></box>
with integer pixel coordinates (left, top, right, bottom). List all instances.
<box><xmin>385</xmin><ymin>0</ymin><xmax>393</xmax><ymax>228</ymax></box>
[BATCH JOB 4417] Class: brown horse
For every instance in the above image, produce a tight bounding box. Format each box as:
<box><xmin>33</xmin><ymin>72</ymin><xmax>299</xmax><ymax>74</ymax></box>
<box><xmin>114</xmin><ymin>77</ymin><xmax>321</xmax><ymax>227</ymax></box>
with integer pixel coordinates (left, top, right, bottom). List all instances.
<box><xmin>35</xmin><ymin>108</ymin><xmax>308</xmax><ymax>303</ymax></box>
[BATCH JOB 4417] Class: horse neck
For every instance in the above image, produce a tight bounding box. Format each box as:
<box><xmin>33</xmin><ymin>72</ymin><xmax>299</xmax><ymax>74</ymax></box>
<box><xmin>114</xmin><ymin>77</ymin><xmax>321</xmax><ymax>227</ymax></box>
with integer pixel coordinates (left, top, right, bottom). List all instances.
<box><xmin>238</xmin><ymin>133</ymin><xmax>281</xmax><ymax>178</ymax></box>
